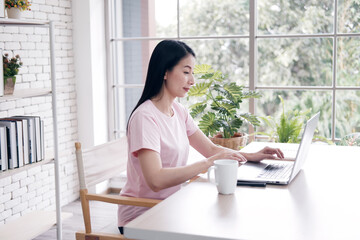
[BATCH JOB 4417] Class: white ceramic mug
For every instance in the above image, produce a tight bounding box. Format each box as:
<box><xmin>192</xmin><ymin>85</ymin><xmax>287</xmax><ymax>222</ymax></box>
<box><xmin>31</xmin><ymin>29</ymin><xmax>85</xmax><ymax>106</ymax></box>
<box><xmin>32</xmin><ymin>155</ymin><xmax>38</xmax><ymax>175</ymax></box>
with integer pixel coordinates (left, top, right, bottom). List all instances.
<box><xmin>207</xmin><ymin>159</ymin><xmax>238</xmax><ymax>194</ymax></box>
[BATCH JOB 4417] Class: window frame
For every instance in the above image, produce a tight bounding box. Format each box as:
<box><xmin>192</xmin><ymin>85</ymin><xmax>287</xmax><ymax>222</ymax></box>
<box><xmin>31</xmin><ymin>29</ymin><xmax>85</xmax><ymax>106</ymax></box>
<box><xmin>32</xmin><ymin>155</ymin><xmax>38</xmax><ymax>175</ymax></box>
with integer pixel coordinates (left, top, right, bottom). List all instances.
<box><xmin>106</xmin><ymin>0</ymin><xmax>360</xmax><ymax>142</ymax></box>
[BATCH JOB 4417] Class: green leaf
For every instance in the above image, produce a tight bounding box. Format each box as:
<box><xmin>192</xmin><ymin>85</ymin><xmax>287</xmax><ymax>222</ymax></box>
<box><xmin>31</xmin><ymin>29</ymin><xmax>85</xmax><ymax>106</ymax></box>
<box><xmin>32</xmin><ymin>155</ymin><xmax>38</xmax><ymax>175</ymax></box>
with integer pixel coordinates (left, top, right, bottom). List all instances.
<box><xmin>188</xmin><ymin>82</ymin><xmax>211</xmax><ymax>97</ymax></box>
<box><xmin>197</xmin><ymin>71</ymin><xmax>224</xmax><ymax>82</ymax></box>
<box><xmin>222</xmin><ymin>82</ymin><xmax>243</xmax><ymax>103</ymax></box>
<box><xmin>199</xmin><ymin>112</ymin><xmax>220</xmax><ymax>137</ymax></box>
<box><xmin>185</xmin><ymin>64</ymin><xmax>263</xmax><ymax>138</ymax></box>
<box><xmin>211</xmin><ymin>71</ymin><xmax>225</xmax><ymax>82</ymax></box>
<box><xmin>211</xmin><ymin>101</ymin><xmax>236</xmax><ymax>117</ymax></box>
<box><xmin>189</xmin><ymin>101</ymin><xmax>206</xmax><ymax>110</ymax></box>
<box><xmin>194</xmin><ymin>64</ymin><xmax>213</xmax><ymax>74</ymax></box>
<box><xmin>259</xmin><ymin>116</ymin><xmax>276</xmax><ymax>129</ymax></box>
<box><xmin>215</xmin><ymin>95</ymin><xmax>224</xmax><ymax>101</ymax></box>
<box><xmin>242</xmin><ymin>91</ymin><xmax>262</xmax><ymax>99</ymax></box>
<box><xmin>229</xmin><ymin>118</ymin><xmax>243</xmax><ymax>130</ymax></box>
<box><xmin>239</xmin><ymin>113</ymin><xmax>261</xmax><ymax>127</ymax></box>
<box><xmin>198</xmin><ymin>73</ymin><xmax>216</xmax><ymax>80</ymax></box>
<box><xmin>218</xmin><ymin>119</ymin><xmax>232</xmax><ymax>138</ymax></box>
<box><xmin>274</xmin><ymin>95</ymin><xmax>307</xmax><ymax>143</ymax></box>
<box><xmin>190</xmin><ymin>104</ymin><xmax>207</xmax><ymax>118</ymax></box>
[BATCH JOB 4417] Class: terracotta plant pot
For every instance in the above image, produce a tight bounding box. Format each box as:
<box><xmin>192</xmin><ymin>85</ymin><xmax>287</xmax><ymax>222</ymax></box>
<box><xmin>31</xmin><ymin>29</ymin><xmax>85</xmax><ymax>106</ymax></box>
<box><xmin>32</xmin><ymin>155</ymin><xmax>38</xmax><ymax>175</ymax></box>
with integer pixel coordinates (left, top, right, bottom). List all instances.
<box><xmin>4</xmin><ymin>77</ymin><xmax>15</xmax><ymax>95</ymax></box>
<box><xmin>210</xmin><ymin>133</ymin><xmax>248</xmax><ymax>150</ymax></box>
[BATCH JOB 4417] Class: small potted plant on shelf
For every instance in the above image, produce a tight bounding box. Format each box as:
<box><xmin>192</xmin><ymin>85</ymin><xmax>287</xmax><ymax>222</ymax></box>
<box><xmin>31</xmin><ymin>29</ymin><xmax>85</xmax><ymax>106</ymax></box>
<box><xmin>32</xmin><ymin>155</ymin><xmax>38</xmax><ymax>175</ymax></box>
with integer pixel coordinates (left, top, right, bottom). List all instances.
<box><xmin>5</xmin><ymin>0</ymin><xmax>31</xmax><ymax>19</ymax></box>
<box><xmin>3</xmin><ymin>53</ymin><xmax>23</xmax><ymax>95</ymax></box>
<box><xmin>187</xmin><ymin>64</ymin><xmax>262</xmax><ymax>150</ymax></box>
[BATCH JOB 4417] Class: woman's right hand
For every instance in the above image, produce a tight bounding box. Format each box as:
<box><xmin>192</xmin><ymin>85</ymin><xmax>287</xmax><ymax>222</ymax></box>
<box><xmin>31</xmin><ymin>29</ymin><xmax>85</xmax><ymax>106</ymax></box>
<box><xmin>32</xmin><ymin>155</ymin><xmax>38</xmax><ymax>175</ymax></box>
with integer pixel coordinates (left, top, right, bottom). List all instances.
<box><xmin>206</xmin><ymin>149</ymin><xmax>247</xmax><ymax>167</ymax></box>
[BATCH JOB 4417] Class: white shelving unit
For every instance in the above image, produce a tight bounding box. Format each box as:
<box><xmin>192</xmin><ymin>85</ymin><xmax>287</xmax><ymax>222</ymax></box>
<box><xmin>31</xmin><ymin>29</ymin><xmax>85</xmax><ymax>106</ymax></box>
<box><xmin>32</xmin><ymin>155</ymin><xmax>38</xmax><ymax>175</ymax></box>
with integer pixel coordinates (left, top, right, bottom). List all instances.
<box><xmin>0</xmin><ymin>19</ymin><xmax>62</xmax><ymax>239</ymax></box>
<box><xmin>0</xmin><ymin>88</ymin><xmax>52</xmax><ymax>101</ymax></box>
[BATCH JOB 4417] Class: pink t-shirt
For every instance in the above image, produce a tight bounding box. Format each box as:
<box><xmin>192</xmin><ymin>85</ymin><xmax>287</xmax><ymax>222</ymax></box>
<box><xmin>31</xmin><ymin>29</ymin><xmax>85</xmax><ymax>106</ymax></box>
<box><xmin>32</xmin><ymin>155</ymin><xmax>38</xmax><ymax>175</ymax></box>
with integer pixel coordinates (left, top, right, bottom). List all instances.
<box><xmin>118</xmin><ymin>100</ymin><xmax>198</xmax><ymax>226</ymax></box>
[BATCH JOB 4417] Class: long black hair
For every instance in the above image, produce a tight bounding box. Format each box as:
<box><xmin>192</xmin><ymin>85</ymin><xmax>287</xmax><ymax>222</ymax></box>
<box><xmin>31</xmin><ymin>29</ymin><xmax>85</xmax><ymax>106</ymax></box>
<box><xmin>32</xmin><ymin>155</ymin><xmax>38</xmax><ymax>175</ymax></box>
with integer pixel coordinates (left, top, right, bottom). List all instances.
<box><xmin>127</xmin><ymin>40</ymin><xmax>196</xmax><ymax>129</ymax></box>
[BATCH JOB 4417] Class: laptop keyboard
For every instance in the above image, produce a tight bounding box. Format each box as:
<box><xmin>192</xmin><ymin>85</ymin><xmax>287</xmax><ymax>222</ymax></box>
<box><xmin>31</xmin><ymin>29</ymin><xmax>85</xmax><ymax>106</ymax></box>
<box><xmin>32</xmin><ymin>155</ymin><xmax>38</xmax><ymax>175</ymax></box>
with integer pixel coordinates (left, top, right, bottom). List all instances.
<box><xmin>257</xmin><ymin>163</ymin><xmax>293</xmax><ymax>179</ymax></box>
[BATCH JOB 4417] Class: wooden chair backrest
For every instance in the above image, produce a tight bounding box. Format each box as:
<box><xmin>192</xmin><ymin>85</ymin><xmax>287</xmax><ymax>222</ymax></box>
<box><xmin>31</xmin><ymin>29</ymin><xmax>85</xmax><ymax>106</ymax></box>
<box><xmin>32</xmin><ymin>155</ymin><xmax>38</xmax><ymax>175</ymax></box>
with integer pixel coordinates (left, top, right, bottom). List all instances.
<box><xmin>75</xmin><ymin>137</ymin><xmax>128</xmax><ymax>189</ymax></box>
<box><xmin>74</xmin><ymin>137</ymin><xmax>162</xmax><ymax>240</ymax></box>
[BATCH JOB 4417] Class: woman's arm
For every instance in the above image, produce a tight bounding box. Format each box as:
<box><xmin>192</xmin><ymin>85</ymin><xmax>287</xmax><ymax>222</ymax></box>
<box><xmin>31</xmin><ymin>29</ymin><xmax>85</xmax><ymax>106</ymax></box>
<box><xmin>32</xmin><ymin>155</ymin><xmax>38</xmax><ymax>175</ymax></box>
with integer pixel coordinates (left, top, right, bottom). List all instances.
<box><xmin>188</xmin><ymin>130</ymin><xmax>249</xmax><ymax>161</ymax></box>
<box><xmin>139</xmin><ymin>129</ymin><xmax>284</xmax><ymax>192</ymax></box>
<box><xmin>188</xmin><ymin>129</ymin><xmax>284</xmax><ymax>162</ymax></box>
<box><xmin>137</xmin><ymin>148</ymin><xmax>210</xmax><ymax>192</ymax></box>
<box><xmin>188</xmin><ymin>129</ymin><xmax>220</xmax><ymax>157</ymax></box>
<box><xmin>241</xmin><ymin>146</ymin><xmax>284</xmax><ymax>162</ymax></box>
<box><xmin>138</xmin><ymin>141</ymin><xmax>248</xmax><ymax>192</ymax></box>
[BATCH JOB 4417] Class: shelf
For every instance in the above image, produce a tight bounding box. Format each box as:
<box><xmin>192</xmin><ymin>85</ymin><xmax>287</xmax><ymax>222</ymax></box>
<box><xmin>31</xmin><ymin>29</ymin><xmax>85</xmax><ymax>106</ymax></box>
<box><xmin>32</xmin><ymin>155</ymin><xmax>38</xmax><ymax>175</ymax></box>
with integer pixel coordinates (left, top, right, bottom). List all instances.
<box><xmin>0</xmin><ymin>150</ymin><xmax>54</xmax><ymax>179</ymax></box>
<box><xmin>0</xmin><ymin>88</ymin><xmax>52</xmax><ymax>100</ymax></box>
<box><xmin>0</xmin><ymin>210</ymin><xmax>73</xmax><ymax>240</ymax></box>
<box><xmin>1</xmin><ymin>18</ymin><xmax>62</xmax><ymax>240</ymax></box>
<box><xmin>0</xmin><ymin>18</ymin><xmax>49</xmax><ymax>27</ymax></box>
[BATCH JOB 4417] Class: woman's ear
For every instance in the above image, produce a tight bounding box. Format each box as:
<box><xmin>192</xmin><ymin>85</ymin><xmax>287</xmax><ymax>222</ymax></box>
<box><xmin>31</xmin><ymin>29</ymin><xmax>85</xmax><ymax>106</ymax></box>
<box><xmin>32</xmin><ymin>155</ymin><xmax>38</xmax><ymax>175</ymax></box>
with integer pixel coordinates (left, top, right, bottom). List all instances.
<box><xmin>164</xmin><ymin>71</ymin><xmax>168</xmax><ymax>80</ymax></box>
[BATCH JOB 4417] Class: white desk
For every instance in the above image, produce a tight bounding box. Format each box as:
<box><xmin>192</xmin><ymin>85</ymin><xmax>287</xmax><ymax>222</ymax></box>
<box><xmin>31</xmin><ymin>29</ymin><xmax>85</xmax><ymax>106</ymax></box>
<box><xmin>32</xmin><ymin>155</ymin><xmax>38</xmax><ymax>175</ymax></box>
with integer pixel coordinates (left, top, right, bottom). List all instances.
<box><xmin>124</xmin><ymin>143</ymin><xmax>360</xmax><ymax>240</ymax></box>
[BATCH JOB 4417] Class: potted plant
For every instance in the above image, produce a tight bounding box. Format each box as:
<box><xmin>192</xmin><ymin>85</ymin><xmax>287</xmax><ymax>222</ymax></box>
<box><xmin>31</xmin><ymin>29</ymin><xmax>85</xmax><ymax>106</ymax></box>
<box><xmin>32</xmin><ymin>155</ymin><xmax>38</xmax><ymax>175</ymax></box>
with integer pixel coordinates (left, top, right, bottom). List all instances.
<box><xmin>5</xmin><ymin>0</ymin><xmax>31</xmax><ymax>19</ymax></box>
<box><xmin>256</xmin><ymin>95</ymin><xmax>333</xmax><ymax>144</ymax></box>
<box><xmin>3</xmin><ymin>53</ymin><xmax>23</xmax><ymax>95</ymax></box>
<box><xmin>187</xmin><ymin>64</ymin><xmax>262</xmax><ymax>150</ymax></box>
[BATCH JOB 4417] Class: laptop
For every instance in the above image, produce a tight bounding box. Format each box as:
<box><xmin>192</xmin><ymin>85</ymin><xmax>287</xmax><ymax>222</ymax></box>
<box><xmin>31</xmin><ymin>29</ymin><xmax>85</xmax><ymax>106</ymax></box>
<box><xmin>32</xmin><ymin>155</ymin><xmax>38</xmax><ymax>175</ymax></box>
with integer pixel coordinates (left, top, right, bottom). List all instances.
<box><xmin>237</xmin><ymin>112</ymin><xmax>320</xmax><ymax>185</ymax></box>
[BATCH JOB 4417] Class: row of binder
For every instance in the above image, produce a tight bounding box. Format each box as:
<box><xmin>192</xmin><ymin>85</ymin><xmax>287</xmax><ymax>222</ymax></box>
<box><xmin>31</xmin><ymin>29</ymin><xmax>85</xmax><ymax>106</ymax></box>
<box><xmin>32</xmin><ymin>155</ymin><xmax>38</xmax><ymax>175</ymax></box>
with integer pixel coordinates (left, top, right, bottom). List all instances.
<box><xmin>0</xmin><ymin>116</ymin><xmax>45</xmax><ymax>171</ymax></box>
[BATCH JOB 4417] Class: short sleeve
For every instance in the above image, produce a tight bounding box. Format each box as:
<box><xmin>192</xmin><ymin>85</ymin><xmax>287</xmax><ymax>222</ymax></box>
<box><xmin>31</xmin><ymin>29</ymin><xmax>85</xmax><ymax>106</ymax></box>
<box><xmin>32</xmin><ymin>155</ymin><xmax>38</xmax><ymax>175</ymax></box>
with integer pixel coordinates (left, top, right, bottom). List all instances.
<box><xmin>128</xmin><ymin>112</ymin><xmax>161</xmax><ymax>157</ymax></box>
<box><xmin>183</xmin><ymin>106</ymin><xmax>199</xmax><ymax>137</ymax></box>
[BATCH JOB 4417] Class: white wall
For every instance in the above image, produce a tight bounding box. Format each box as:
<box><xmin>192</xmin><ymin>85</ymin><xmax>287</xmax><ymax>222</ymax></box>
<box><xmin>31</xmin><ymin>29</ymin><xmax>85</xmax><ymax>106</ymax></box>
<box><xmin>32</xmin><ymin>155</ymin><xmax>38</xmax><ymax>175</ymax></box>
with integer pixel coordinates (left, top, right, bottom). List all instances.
<box><xmin>72</xmin><ymin>0</ymin><xmax>108</xmax><ymax>148</ymax></box>
<box><xmin>0</xmin><ymin>0</ymin><xmax>109</xmax><ymax>225</ymax></box>
<box><xmin>0</xmin><ymin>0</ymin><xmax>75</xmax><ymax>221</ymax></box>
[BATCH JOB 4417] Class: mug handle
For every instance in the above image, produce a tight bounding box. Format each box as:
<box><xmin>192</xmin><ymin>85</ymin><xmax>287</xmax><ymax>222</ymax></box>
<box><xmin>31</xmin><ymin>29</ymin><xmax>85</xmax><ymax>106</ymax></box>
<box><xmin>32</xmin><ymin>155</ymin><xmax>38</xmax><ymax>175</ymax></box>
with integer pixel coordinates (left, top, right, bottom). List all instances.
<box><xmin>207</xmin><ymin>166</ymin><xmax>218</xmax><ymax>185</ymax></box>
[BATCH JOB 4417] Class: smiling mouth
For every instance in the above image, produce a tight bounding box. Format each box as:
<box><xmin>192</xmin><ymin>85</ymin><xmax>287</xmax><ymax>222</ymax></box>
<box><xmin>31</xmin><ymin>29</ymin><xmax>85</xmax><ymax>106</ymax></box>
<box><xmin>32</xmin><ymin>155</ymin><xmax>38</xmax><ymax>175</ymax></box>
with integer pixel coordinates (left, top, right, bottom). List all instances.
<box><xmin>184</xmin><ymin>88</ymin><xmax>190</xmax><ymax>92</ymax></box>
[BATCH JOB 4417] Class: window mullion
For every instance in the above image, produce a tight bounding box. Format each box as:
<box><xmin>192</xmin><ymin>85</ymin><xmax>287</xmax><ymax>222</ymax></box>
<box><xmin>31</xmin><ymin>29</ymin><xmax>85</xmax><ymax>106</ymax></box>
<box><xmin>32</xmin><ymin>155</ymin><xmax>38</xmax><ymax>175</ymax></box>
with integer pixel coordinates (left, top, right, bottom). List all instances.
<box><xmin>249</xmin><ymin>0</ymin><xmax>257</xmax><ymax>139</ymax></box>
<box><xmin>105</xmin><ymin>0</ymin><xmax>116</xmax><ymax>140</ymax></box>
<box><xmin>177</xmin><ymin>0</ymin><xmax>180</xmax><ymax>39</ymax></box>
<box><xmin>332</xmin><ymin>0</ymin><xmax>338</xmax><ymax>141</ymax></box>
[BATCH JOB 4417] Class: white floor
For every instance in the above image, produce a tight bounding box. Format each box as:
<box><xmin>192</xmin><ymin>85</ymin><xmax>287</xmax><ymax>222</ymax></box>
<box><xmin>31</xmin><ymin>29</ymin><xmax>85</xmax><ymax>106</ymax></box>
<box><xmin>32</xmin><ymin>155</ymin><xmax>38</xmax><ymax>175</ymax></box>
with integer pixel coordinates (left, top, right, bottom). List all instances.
<box><xmin>34</xmin><ymin>199</ymin><xmax>119</xmax><ymax>240</ymax></box>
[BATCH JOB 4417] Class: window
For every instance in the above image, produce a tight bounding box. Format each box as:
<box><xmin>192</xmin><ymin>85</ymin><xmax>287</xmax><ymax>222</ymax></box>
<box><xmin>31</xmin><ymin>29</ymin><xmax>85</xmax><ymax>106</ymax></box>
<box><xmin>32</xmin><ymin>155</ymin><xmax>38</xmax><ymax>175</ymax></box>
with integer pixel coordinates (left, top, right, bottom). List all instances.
<box><xmin>106</xmin><ymin>0</ymin><xmax>360</xmax><ymax>142</ymax></box>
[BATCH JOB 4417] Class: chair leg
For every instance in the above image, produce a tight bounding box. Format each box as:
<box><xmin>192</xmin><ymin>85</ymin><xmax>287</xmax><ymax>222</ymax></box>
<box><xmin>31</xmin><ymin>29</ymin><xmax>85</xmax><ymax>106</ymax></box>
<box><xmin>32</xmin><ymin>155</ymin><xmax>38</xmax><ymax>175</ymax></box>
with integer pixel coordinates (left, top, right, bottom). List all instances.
<box><xmin>76</xmin><ymin>231</ymin><xmax>126</xmax><ymax>240</ymax></box>
<box><xmin>80</xmin><ymin>189</ymin><xmax>92</xmax><ymax>233</ymax></box>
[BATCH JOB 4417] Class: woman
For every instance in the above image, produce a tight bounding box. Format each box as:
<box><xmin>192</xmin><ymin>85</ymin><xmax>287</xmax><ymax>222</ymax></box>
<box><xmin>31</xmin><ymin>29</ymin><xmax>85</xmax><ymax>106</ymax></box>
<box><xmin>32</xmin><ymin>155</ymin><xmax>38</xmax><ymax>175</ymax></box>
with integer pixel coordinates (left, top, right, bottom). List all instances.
<box><xmin>118</xmin><ymin>40</ymin><xmax>283</xmax><ymax>234</ymax></box>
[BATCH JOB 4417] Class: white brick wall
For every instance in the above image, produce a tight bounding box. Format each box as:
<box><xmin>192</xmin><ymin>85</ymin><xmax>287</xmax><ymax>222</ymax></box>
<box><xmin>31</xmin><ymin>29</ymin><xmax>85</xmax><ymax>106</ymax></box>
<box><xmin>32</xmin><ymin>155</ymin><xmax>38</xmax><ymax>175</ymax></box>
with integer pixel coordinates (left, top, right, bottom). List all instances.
<box><xmin>0</xmin><ymin>0</ymin><xmax>79</xmax><ymax>225</ymax></box>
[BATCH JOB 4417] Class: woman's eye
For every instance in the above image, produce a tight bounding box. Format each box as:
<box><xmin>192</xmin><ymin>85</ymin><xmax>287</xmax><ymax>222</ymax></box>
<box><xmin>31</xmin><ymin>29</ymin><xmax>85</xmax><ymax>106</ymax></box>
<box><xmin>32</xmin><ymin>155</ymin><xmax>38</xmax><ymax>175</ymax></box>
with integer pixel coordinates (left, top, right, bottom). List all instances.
<box><xmin>184</xmin><ymin>72</ymin><xmax>189</xmax><ymax>74</ymax></box>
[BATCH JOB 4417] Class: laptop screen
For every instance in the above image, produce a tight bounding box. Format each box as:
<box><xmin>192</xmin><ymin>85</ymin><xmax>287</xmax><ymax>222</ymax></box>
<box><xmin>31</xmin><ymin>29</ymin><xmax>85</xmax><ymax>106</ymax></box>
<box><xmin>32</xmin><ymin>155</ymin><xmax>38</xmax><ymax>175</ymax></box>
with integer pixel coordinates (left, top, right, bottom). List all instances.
<box><xmin>288</xmin><ymin>112</ymin><xmax>320</xmax><ymax>182</ymax></box>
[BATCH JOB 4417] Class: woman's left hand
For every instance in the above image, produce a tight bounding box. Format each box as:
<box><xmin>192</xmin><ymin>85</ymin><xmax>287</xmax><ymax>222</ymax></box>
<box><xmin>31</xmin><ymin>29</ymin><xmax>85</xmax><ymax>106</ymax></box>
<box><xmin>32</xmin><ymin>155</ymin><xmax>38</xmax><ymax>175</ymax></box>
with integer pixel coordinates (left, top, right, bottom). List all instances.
<box><xmin>243</xmin><ymin>146</ymin><xmax>284</xmax><ymax>162</ymax></box>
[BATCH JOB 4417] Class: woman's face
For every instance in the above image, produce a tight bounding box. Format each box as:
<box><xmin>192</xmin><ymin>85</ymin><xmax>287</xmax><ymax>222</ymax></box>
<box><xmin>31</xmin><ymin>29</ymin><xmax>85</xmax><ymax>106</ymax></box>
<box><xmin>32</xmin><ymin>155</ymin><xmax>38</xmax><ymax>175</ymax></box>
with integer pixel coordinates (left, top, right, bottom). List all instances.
<box><xmin>164</xmin><ymin>54</ymin><xmax>196</xmax><ymax>98</ymax></box>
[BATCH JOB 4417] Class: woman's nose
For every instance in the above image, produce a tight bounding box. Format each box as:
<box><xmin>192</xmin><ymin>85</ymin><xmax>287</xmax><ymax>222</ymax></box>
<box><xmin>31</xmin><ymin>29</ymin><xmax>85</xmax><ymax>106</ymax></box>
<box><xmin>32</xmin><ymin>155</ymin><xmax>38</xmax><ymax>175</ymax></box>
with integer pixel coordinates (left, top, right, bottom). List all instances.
<box><xmin>189</xmin><ymin>75</ymin><xmax>195</xmax><ymax>85</ymax></box>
